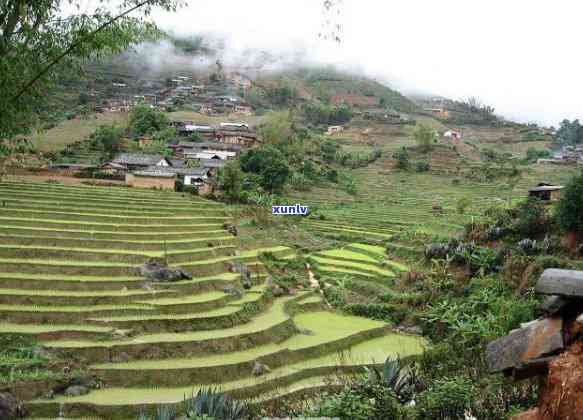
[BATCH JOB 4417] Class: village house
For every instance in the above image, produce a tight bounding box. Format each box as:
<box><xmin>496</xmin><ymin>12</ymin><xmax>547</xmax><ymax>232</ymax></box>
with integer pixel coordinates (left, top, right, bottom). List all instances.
<box><xmin>105</xmin><ymin>153</ymin><xmax>170</xmax><ymax>174</ymax></box>
<box><xmin>177</xmin><ymin>124</ymin><xmax>216</xmax><ymax>140</ymax></box>
<box><xmin>326</xmin><ymin>125</ymin><xmax>344</xmax><ymax>135</ymax></box>
<box><xmin>528</xmin><ymin>183</ymin><xmax>564</xmax><ymax>203</ymax></box>
<box><xmin>220</xmin><ymin>122</ymin><xmax>249</xmax><ymax>131</ymax></box>
<box><xmin>215</xmin><ymin>130</ymin><xmax>258</xmax><ymax>147</ymax></box>
<box><xmin>234</xmin><ymin>104</ymin><xmax>253</xmax><ymax>115</ymax></box>
<box><xmin>185</xmin><ymin>150</ymin><xmax>235</xmax><ymax>161</ymax></box>
<box><xmin>424</xmin><ymin>108</ymin><xmax>450</xmax><ymax>118</ymax></box>
<box><xmin>175</xmin><ymin>141</ymin><xmax>242</xmax><ymax>154</ymax></box>
<box><xmin>181</xmin><ymin>168</ymin><xmax>211</xmax><ymax>186</ymax></box>
<box><xmin>137</xmin><ymin>166</ymin><xmax>212</xmax><ymax>187</ymax></box>
<box><xmin>198</xmin><ymin>158</ymin><xmax>226</xmax><ymax>173</ymax></box>
<box><xmin>444</xmin><ymin>129</ymin><xmax>462</xmax><ymax>140</ymax></box>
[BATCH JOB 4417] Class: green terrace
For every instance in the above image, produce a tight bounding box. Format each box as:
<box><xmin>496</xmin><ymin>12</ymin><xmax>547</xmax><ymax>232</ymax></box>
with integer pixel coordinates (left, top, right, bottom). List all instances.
<box><xmin>0</xmin><ymin>181</ymin><xmax>424</xmax><ymax>416</ymax></box>
<box><xmin>309</xmin><ymin>243</ymin><xmax>407</xmax><ymax>286</ymax></box>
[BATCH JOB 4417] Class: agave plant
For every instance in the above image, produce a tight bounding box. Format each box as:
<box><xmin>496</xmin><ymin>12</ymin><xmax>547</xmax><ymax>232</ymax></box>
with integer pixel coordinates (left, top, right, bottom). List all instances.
<box><xmin>137</xmin><ymin>404</ymin><xmax>177</xmax><ymax>420</ymax></box>
<box><xmin>365</xmin><ymin>357</ymin><xmax>419</xmax><ymax>402</ymax></box>
<box><xmin>184</xmin><ymin>387</ymin><xmax>248</xmax><ymax>420</ymax></box>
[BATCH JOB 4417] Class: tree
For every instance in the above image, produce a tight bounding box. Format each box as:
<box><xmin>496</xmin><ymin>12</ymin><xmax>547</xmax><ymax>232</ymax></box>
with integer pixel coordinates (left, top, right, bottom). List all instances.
<box><xmin>240</xmin><ymin>146</ymin><xmax>291</xmax><ymax>193</ymax></box>
<box><xmin>0</xmin><ymin>0</ymin><xmax>180</xmax><ymax>142</ymax></box>
<box><xmin>86</xmin><ymin>124</ymin><xmax>124</xmax><ymax>159</ymax></box>
<box><xmin>412</xmin><ymin>123</ymin><xmax>436</xmax><ymax>153</ymax></box>
<box><xmin>257</xmin><ymin>111</ymin><xmax>293</xmax><ymax>144</ymax></box>
<box><xmin>320</xmin><ymin>139</ymin><xmax>339</xmax><ymax>163</ymax></box>
<box><xmin>129</xmin><ymin>105</ymin><xmax>169</xmax><ymax>137</ymax></box>
<box><xmin>152</xmin><ymin>127</ymin><xmax>176</xmax><ymax>144</ymax></box>
<box><xmin>217</xmin><ymin>161</ymin><xmax>243</xmax><ymax>202</ymax></box>
<box><xmin>557</xmin><ymin>172</ymin><xmax>583</xmax><ymax>239</ymax></box>
<box><xmin>303</xmin><ymin>103</ymin><xmax>353</xmax><ymax>125</ymax></box>
<box><xmin>392</xmin><ymin>147</ymin><xmax>410</xmax><ymax>170</ymax></box>
<box><xmin>556</xmin><ymin>119</ymin><xmax>583</xmax><ymax>145</ymax></box>
<box><xmin>267</xmin><ymin>84</ymin><xmax>296</xmax><ymax>106</ymax></box>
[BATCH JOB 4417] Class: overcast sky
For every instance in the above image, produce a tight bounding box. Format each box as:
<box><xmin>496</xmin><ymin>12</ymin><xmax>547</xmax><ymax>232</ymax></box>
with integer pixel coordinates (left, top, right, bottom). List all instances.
<box><xmin>74</xmin><ymin>0</ymin><xmax>583</xmax><ymax>126</ymax></box>
<box><xmin>148</xmin><ymin>0</ymin><xmax>583</xmax><ymax>126</ymax></box>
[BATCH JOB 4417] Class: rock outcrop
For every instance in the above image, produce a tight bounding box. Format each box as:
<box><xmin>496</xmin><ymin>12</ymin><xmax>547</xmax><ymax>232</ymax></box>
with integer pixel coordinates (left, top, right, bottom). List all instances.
<box><xmin>252</xmin><ymin>361</ymin><xmax>271</xmax><ymax>377</ymax></box>
<box><xmin>0</xmin><ymin>392</ymin><xmax>26</xmax><ymax>419</ymax></box>
<box><xmin>139</xmin><ymin>260</ymin><xmax>192</xmax><ymax>282</ymax></box>
<box><xmin>487</xmin><ymin>268</ymin><xmax>583</xmax><ymax>419</ymax></box>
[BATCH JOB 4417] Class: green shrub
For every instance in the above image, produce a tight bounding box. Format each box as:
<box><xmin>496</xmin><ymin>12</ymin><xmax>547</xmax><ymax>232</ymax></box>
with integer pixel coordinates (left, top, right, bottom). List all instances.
<box><xmin>412</xmin><ymin>123</ymin><xmax>437</xmax><ymax>153</ymax></box>
<box><xmin>514</xmin><ymin>197</ymin><xmax>552</xmax><ymax>238</ymax></box>
<box><xmin>414</xmin><ymin>161</ymin><xmax>430</xmax><ymax>173</ymax></box>
<box><xmin>345</xmin><ymin>303</ymin><xmax>409</xmax><ymax>323</ymax></box>
<box><xmin>392</xmin><ymin>147</ymin><xmax>410</xmax><ymax>170</ymax></box>
<box><xmin>456</xmin><ymin>197</ymin><xmax>472</xmax><ymax>215</ymax></box>
<box><xmin>417</xmin><ymin>376</ymin><xmax>475</xmax><ymax>419</ymax></box>
<box><xmin>556</xmin><ymin>171</ymin><xmax>583</xmax><ymax>236</ymax></box>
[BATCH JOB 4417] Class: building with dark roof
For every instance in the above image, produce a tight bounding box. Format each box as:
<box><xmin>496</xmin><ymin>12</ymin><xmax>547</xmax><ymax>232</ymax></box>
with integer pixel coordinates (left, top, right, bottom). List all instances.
<box><xmin>111</xmin><ymin>153</ymin><xmax>170</xmax><ymax>170</ymax></box>
<box><xmin>528</xmin><ymin>183</ymin><xmax>564</xmax><ymax>202</ymax></box>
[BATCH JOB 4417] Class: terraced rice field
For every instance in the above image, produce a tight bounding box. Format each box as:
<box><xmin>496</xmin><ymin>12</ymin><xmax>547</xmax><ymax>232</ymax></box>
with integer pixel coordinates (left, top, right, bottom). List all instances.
<box><xmin>310</xmin><ymin>243</ymin><xmax>407</xmax><ymax>288</ymax></box>
<box><xmin>293</xmin><ymin>154</ymin><xmax>579</xmax><ymax>240</ymax></box>
<box><xmin>0</xmin><ymin>181</ymin><xmax>424</xmax><ymax>418</ymax></box>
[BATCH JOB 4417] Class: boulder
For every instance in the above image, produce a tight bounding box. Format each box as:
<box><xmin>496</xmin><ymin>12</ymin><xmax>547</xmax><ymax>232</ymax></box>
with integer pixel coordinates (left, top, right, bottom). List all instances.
<box><xmin>63</xmin><ymin>385</ymin><xmax>89</xmax><ymax>397</ymax></box>
<box><xmin>271</xmin><ymin>285</ymin><xmax>285</xmax><ymax>297</ymax></box>
<box><xmin>536</xmin><ymin>269</ymin><xmax>583</xmax><ymax>297</ymax></box>
<box><xmin>538</xmin><ymin>295</ymin><xmax>570</xmax><ymax>316</ymax></box>
<box><xmin>174</xmin><ymin>268</ymin><xmax>192</xmax><ymax>280</ymax></box>
<box><xmin>140</xmin><ymin>260</ymin><xmax>191</xmax><ymax>282</ymax></box>
<box><xmin>486</xmin><ymin>317</ymin><xmax>564</xmax><ymax>373</ymax></box>
<box><xmin>252</xmin><ymin>361</ymin><xmax>270</xmax><ymax>377</ymax></box>
<box><xmin>223</xmin><ymin>286</ymin><xmax>242</xmax><ymax>299</ymax></box>
<box><xmin>512</xmin><ymin>356</ymin><xmax>554</xmax><ymax>381</ymax></box>
<box><xmin>223</xmin><ymin>223</ymin><xmax>238</xmax><ymax>237</ymax></box>
<box><xmin>0</xmin><ymin>392</ymin><xmax>25</xmax><ymax>419</ymax></box>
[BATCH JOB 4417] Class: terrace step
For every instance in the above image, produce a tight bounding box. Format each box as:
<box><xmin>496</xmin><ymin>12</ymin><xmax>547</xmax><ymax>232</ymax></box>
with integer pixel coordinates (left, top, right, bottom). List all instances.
<box><xmin>0</xmin><ymin>217</ymin><xmax>227</xmax><ymax>232</ymax></box>
<box><xmin>2</xmin><ymin>197</ymin><xmax>224</xmax><ymax>215</ymax></box>
<box><xmin>0</xmin><ymin>226</ymin><xmax>231</xmax><ymax>241</ymax></box>
<box><xmin>86</xmin><ymin>297</ymin><xmax>268</xmax><ymax>334</ymax></box>
<box><xmin>0</xmin><ymin>244</ymin><xmax>236</xmax><ymax>264</ymax></box>
<box><xmin>41</xmin><ymin>295</ymin><xmax>304</xmax><ymax>363</ymax></box>
<box><xmin>26</xmin><ymin>332</ymin><xmax>425</xmax><ymax>419</ymax></box>
<box><xmin>0</xmin><ymin>234</ymin><xmax>235</xmax><ymax>252</ymax></box>
<box><xmin>0</xmin><ymin>303</ymin><xmax>159</xmax><ymax>324</ymax></box>
<box><xmin>0</xmin><ymin>271</ymin><xmax>260</xmax><ymax>292</ymax></box>
<box><xmin>89</xmin><ymin>311</ymin><xmax>391</xmax><ymax>386</ymax></box>
<box><xmin>0</xmin><ymin>252</ymin><xmax>269</xmax><ymax>277</ymax></box>
<box><xmin>0</xmin><ymin>209</ymin><xmax>229</xmax><ymax>225</ymax></box>
<box><xmin>310</xmin><ymin>256</ymin><xmax>395</xmax><ymax>277</ymax></box>
<box><xmin>0</xmin><ymin>288</ymin><xmax>174</xmax><ymax>305</ymax></box>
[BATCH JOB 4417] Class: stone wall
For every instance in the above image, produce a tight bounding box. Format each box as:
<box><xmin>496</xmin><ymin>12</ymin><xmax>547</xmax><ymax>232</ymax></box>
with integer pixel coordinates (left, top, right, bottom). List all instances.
<box><xmin>125</xmin><ymin>174</ymin><xmax>175</xmax><ymax>190</ymax></box>
<box><xmin>487</xmin><ymin>268</ymin><xmax>583</xmax><ymax>419</ymax></box>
